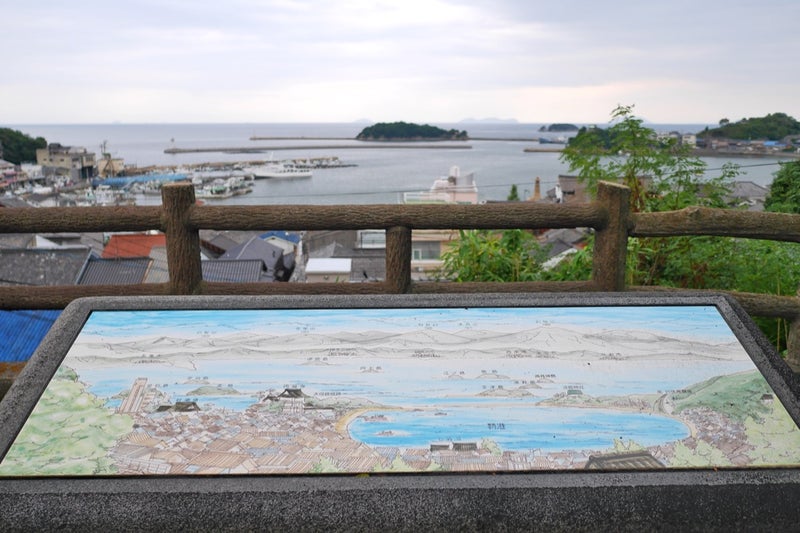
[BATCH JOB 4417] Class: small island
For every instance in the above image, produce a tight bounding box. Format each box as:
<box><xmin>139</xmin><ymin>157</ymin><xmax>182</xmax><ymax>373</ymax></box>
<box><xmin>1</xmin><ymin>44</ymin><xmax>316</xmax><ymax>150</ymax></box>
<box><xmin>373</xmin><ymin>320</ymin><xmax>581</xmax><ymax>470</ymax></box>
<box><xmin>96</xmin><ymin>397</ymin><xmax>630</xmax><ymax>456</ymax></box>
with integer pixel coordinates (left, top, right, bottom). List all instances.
<box><xmin>539</xmin><ymin>123</ymin><xmax>579</xmax><ymax>132</ymax></box>
<box><xmin>356</xmin><ymin>121</ymin><xmax>468</xmax><ymax>141</ymax></box>
<box><xmin>186</xmin><ymin>384</ymin><xmax>240</xmax><ymax>396</ymax></box>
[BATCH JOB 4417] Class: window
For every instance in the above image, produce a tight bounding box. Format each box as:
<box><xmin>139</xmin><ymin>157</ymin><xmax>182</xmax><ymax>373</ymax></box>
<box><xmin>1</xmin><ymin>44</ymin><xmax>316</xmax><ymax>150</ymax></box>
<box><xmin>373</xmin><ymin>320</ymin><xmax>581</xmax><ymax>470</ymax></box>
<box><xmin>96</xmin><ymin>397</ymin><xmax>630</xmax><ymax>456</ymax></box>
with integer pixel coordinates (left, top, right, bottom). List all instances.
<box><xmin>412</xmin><ymin>241</ymin><xmax>440</xmax><ymax>260</ymax></box>
<box><xmin>357</xmin><ymin>230</ymin><xmax>385</xmax><ymax>249</ymax></box>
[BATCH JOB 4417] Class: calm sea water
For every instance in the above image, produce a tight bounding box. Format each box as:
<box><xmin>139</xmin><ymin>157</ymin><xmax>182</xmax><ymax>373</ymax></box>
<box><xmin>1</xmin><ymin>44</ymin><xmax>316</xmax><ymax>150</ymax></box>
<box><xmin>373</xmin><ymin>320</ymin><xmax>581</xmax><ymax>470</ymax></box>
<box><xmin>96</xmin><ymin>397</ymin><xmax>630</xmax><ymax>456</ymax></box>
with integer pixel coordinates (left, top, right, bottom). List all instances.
<box><xmin>8</xmin><ymin>122</ymin><xmax>790</xmax><ymax>205</ymax></box>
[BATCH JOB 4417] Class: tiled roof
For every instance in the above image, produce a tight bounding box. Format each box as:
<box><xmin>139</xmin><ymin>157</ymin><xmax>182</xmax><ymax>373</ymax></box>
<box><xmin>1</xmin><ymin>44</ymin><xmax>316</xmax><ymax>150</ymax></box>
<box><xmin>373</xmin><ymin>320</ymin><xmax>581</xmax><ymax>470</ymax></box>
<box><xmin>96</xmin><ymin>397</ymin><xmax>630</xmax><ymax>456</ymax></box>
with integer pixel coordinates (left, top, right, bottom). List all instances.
<box><xmin>0</xmin><ymin>233</ymin><xmax>36</xmax><ymax>249</ymax></box>
<box><xmin>220</xmin><ymin>236</ymin><xmax>294</xmax><ymax>280</ymax></box>
<box><xmin>351</xmin><ymin>256</ymin><xmax>385</xmax><ymax>281</ymax></box>
<box><xmin>199</xmin><ymin>231</ymin><xmax>263</xmax><ymax>257</ymax></box>
<box><xmin>102</xmin><ymin>233</ymin><xmax>167</xmax><ymax>258</ymax></box>
<box><xmin>729</xmin><ymin>181</ymin><xmax>768</xmax><ymax>199</ymax></box>
<box><xmin>202</xmin><ymin>260</ymin><xmax>264</xmax><ymax>282</ymax></box>
<box><xmin>221</xmin><ymin>236</ymin><xmax>282</xmax><ymax>264</ymax></box>
<box><xmin>78</xmin><ymin>257</ymin><xmax>152</xmax><ymax>285</ymax></box>
<box><xmin>145</xmin><ymin>246</ymin><xmax>170</xmax><ymax>283</ymax></box>
<box><xmin>0</xmin><ymin>247</ymin><xmax>92</xmax><ymax>286</ymax></box>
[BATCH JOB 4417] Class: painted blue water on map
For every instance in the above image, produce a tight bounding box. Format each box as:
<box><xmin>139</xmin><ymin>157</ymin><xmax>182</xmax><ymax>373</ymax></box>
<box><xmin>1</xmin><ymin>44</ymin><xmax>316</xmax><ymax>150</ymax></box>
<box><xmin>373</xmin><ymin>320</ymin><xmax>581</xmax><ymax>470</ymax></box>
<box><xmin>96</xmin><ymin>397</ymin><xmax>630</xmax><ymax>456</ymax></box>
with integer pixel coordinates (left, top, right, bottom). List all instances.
<box><xmin>348</xmin><ymin>405</ymin><xmax>689</xmax><ymax>452</ymax></box>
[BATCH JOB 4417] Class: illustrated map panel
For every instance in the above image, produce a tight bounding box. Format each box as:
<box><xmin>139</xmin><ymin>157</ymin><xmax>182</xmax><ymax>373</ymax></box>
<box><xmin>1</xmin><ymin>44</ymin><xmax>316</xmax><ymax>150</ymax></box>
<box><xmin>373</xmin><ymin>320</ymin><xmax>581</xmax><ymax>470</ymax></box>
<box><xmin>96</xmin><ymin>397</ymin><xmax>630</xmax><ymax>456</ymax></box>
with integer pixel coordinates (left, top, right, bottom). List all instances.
<box><xmin>1</xmin><ymin>305</ymin><xmax>799</xmax><ymax>476</ymax></box>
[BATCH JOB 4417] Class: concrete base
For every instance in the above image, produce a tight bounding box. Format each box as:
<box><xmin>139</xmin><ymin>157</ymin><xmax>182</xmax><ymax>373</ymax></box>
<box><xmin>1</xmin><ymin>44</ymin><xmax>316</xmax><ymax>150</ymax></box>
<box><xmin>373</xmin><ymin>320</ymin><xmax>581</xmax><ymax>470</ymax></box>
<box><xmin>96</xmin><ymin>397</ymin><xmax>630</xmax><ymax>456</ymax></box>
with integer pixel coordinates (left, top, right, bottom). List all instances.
<box><xmin>2</xmin><ymin>471</ymin><xmax>800</xmax><ymax>531</ymax></box>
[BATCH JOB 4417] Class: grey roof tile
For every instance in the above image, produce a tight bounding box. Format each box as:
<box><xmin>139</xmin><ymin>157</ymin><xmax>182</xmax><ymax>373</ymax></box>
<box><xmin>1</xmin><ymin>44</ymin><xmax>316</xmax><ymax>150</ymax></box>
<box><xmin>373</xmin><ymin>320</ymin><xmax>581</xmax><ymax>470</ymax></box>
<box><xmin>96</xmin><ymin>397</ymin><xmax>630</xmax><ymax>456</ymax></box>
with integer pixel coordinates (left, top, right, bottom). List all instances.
<box><xmin>202</xmin><ymin>260</ymin><xmax>264</xmax><ymax>282</ymax></box>
<box><xmin>78</xmin><ymin>257</ymin><xmax>151</xmax><ymax>285</ymax></box>
<box><xmin>145</xmin><ymin>246</ymin><xmax>170</xmax><ymax>283</ymax></box>
<box><xmin>0</xmin><ymin>248</ymin><xmax>92</xmax><ymax>286</ymax></box>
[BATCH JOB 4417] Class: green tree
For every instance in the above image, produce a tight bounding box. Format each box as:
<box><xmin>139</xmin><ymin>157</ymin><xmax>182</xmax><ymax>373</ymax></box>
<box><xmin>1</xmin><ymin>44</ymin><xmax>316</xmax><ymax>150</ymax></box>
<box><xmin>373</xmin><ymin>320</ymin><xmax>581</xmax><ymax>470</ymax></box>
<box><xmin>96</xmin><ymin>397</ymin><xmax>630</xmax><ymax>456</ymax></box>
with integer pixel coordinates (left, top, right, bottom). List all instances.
<box><xmin>764</xmin><ymin>160</ymin><xmax>800</xmax><ymax>213</ymax></box>
<box><xmin>437</xmin><ymin>104</ymin><xmax>798</xmax><ymax>352</ymax></box>
<box><xmin>701</xmin><ymin>112</ymin><xmax>800</xmax><ymax>141</ymax></box>
<box><xmin>356</xmin><ymin>122</ymin><xmax>467</xmax><ymax>141</ymax></box>
<box><xmin>744</xmin><ymin>403</ymin><xmax>800</xmax><ymax>465</ymax></box>
<box><xmin>0</xmin><ymin>368</ymin><xmax>133</xmax><ymax>475</ymax></box>
<box><xmin>670</xmin><ymin>440</ymin><xmax>733</xmax><ymax>468</ymax></box>
<box><xmin>438</xmin><ymin>184</ymin><xmax>549</xmax><ymax>282</ymax></box>
<box><xmin>561</xmin><ymin>104</ymin><xmax>737</xmax><ymax>213</ymax></box>
<box><xmin>558</xmin><ymin>105</ymin><xmax>740</xmax><ymax>287</ymax></box>
<box><xmin>438</xmin><ymin>228</ymin><xmax>548</xmax><ymax>282</ymax></box>
<box><xmin>0</xmin><ymin>128</ymin><xmax>47</xmax><ymax>164</ymax></box>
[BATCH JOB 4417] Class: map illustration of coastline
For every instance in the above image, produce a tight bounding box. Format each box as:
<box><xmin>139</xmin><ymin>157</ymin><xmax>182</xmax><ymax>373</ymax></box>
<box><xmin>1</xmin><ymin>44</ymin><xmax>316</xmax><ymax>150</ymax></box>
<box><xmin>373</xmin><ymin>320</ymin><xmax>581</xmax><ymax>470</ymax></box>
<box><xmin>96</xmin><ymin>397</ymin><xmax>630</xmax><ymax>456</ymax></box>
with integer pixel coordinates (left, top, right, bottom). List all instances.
<box><xmin>2</xmin><ymin>305</ymin><xmax>800</xmax><ymax>476</ymax></box>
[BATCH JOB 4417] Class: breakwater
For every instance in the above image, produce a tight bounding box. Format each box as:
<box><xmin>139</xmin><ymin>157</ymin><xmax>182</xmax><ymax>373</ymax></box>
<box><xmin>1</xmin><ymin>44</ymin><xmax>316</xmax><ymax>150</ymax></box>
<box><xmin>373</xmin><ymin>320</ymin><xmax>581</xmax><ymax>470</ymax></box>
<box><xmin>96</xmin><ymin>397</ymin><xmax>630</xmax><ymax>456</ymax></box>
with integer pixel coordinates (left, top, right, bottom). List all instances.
<box><xmin>165</xmin><ymin>143</ymin><xmax>473</xmax><ymax>154</ymax></box>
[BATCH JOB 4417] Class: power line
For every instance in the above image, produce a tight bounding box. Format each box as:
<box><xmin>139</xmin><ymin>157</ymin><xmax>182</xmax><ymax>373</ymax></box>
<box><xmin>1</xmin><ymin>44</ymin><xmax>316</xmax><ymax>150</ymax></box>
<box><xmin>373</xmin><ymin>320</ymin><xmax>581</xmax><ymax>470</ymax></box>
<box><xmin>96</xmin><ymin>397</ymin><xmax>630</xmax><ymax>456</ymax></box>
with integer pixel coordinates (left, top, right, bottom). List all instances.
<box><xmin>705</xmin><ymin>161</ymin><xmax>786</xmax><ymax>172</ymax></box>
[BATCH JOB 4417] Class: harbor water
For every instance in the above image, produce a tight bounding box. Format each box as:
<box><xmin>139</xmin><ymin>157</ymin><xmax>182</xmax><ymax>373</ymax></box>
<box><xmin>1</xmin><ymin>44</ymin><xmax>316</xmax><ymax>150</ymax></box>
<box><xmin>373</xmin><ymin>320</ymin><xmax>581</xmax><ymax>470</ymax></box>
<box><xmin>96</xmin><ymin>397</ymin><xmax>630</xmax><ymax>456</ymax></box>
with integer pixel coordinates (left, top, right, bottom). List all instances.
<box><xmin>9</xmin><ymin>122</ymin><xmax>791</xmax><ymax>205</ymax></box>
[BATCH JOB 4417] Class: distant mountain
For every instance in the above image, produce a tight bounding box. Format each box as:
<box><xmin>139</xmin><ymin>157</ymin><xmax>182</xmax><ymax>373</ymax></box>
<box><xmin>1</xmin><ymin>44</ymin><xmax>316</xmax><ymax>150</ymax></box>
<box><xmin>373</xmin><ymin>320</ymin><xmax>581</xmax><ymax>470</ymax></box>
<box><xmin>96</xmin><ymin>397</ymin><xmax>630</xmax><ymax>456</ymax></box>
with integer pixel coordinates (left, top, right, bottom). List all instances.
<box><xmin>459</xmin><ymin>117</ymin><xmax>519</xmax><ymax>124</ymax></box>
<box><xmin>72</xmin><ymin>322</ymin><xmax>748</xmax><ymax>365</ymax></box>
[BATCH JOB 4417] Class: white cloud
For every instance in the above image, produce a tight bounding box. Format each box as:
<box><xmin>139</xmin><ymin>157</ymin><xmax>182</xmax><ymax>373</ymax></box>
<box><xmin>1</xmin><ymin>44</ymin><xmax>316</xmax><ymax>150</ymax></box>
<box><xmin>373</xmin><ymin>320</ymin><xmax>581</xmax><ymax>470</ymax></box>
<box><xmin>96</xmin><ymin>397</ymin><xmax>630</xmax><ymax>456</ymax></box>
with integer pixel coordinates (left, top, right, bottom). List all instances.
<box><xmin>1</xmin><ymin>0</ymin><xmax>799</xmax><ymax>123</ymax></box>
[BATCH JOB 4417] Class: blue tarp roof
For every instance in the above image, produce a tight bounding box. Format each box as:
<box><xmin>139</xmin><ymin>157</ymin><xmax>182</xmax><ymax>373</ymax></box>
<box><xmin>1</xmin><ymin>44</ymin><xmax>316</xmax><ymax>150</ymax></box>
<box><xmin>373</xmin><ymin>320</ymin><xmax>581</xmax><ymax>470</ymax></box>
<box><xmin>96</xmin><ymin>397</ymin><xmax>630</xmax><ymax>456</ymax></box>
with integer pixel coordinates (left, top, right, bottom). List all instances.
<box><xmin>0</xmin><ymin>310</ymin><xmax>60</xmax><ymax>363</ymax></box>
<box><xmin>260</xmin><ymin>230</ymin><xmax>301</xmax><ymax>244</ymax></box>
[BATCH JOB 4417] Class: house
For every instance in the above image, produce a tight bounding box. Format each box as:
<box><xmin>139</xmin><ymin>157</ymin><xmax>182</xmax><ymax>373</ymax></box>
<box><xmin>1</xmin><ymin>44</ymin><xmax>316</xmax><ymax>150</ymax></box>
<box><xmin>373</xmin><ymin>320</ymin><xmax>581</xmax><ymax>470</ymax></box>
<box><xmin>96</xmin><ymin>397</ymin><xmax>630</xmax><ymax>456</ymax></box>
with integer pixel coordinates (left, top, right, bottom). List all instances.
<box><xmin>303</xmin><ymin>230</ymin><xmax>385</xmax><ymax>282</ymax></box>
<box><xmin>0</xmin><ymin>159</ymin><xmax>16</xmax><ymax>193</ymax></box>
<box><xmin>584</xmin><ymin>450</ymin><xmax>665</xmax><ymax>470</ymax></box>
<box><xmin>302</xmin><ymin>171</ymin><xmax>478</xmax><ymax>282</ymax></box>
<box><xmin>100</xmin><ymin>232</ymin><xmax>291</xmax><ymax>283</ymax></box>
<box><xmin>402</xmin><ymin>166</ymin><xmax>478</xmax><ymax>204</ymax></box>
<box><xmin>0</xmin><ymin>244</ymin><xmax>91</xmax><ymax>366</ymax></box>
<box><xmin>410</xmin><ymin>229</ymin><xmax>456</xmax><ymax>280</ymax></box>
<box><xmin>0</xmin><ymin>247</ymin><xmax>92</xmax><ymax>287</ymax></box>
<box><xmin>202</xmin><ymin>259</ymin><xmax>264</xmax><ymax>283</ymax></box>
<box><xmin>726</xmin><ymin>181</ymin><xmax>768</xmax><ymax>211</ymax></box>
<box><xmin>102</xmin><ymin>233</ymin><xmax>167</xmax><ymax>259</ymax></box>
<box><xmin>305</xmin><ymin>258</ymin><xmax>353</xmax><ymax>283</ymax></box>
<box><xmin>681</xmin><ymin>134</ymin><xmax>697</xmax><ymax>147</ymax></box>
<box><xmin>156</xmin><ymin>401</ymin><xmax>201</xmax><ymax>412</ymax></box>
<box><xmin>547</xmin><ymin>175</ymin><xmax>588</xmax><ymax>204</ymax></box>
<box><xmin>200</xmin><ymin>232</ymin><xmax>245</xmax><ymax>258</ymax></box>
<box><xmin>0</xmin><ymin>310</ymin><xmax>61</xmax><ymax>363</ymax></box>
<box><xmin>97</xmin><ymin>155</ymin><xmax>125</xmax><ymax>178</ymax></box>
<box><xmin>35</xmin><ymin>143</ymin><xmax>96</xmax><ymax>181</ymax></box>
<box><xmin>220</xmin><ymin>235</ymin><xmax>295</xmax><ymax>282</ymax></box>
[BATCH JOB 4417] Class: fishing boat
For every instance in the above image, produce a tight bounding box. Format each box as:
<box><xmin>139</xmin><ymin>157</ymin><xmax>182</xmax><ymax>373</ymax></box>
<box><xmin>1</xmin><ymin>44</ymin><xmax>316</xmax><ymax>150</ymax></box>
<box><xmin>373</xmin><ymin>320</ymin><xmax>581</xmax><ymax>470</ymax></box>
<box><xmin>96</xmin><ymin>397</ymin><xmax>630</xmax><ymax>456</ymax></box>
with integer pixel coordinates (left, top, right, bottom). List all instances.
<box><xmin>245</xmin><ymin>161</ymin><xmax>313</xmax><ymax>179</ymax></box>
<box><xmin>194</xmin><ymin>177</ymin><xmax>253</xmax><ymax>200</ymax></box>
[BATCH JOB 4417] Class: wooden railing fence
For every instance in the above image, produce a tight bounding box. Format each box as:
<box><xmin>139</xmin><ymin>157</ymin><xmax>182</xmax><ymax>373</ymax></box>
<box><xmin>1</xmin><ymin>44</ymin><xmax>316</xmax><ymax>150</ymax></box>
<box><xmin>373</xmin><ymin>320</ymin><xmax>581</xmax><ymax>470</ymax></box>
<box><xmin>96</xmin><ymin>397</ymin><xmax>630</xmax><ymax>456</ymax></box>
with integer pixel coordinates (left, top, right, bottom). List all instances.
<box><xmin>2</xmin><ymin>181</ymin><xmax>799</xmax><ymax>372</ymax></box>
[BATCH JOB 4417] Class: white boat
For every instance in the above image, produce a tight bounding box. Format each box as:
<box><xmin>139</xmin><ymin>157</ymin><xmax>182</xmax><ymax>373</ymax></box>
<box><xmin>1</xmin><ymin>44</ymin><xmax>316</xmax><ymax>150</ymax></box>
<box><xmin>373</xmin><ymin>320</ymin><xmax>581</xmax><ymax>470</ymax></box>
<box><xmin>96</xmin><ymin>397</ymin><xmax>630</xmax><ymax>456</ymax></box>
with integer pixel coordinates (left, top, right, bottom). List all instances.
<box><xmin>245</xmin><ymin>161</ymin><xmax>313</xmax><ymax>179</ymax></box>
<box><xmin>87</xmin><ymin>185</ymin><xmax>134</xmax><ymax>206</ymax></box>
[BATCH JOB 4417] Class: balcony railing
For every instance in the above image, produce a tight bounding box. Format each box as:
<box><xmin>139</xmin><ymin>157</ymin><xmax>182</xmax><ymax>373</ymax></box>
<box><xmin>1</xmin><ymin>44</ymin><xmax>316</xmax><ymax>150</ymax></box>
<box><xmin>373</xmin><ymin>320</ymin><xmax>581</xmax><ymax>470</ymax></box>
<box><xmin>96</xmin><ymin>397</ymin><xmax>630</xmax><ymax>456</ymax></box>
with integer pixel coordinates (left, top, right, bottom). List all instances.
<box><xmin>2</xmin><ymin>181</ymin><xmax>799</xmax><ymax>371</ymax></box>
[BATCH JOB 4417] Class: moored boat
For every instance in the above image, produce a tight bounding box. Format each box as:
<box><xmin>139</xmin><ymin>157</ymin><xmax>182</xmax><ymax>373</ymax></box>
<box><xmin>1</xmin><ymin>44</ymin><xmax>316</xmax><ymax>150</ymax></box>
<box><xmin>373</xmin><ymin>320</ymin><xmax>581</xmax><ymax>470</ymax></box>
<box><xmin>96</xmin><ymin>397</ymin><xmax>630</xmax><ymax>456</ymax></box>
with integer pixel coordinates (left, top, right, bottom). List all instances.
<box><xmin>245</xmin><ymin>161</ymin><xmax>313</xmax><ymax>179</ymax></box>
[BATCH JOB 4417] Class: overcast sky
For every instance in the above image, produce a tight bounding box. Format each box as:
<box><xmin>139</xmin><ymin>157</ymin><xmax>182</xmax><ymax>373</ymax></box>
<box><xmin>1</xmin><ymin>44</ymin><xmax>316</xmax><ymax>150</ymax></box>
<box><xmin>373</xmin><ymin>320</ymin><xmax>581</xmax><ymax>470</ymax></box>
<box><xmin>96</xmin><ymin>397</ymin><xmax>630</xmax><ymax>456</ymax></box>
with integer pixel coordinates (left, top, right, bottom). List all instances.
<box><xmin>2</xmin><ymin>0</ymin><xmax>798</xmax><ymax>124</ymax></box>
